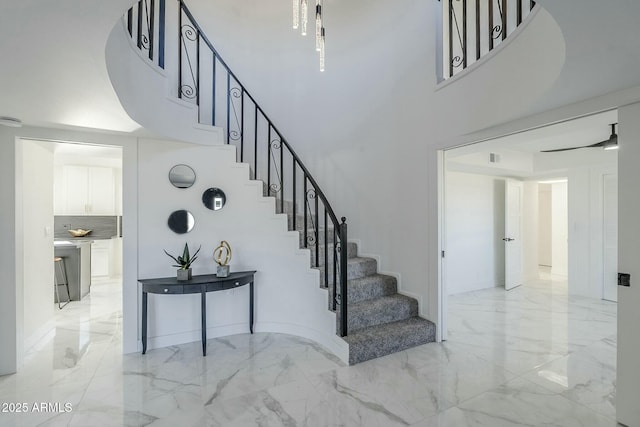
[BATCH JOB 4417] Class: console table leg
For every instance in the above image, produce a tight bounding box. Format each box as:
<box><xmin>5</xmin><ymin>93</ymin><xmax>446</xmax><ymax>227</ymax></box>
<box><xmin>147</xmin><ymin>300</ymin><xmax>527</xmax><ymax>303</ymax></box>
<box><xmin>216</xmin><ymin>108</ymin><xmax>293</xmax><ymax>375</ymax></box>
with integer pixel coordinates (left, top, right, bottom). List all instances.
<box><xmin>250</xmin><ymin>281</ymin><xmax>254</xmax><ymax>334</ymax></box>
<box><xmin>142</xmin><ymin>291</ymin><xmax>148</xmax><ymax>354</ymax></box>
<box><xmin>201</xmin><ymin>289</ymin><xmax>207</xmax><ymax>356</ymax></box>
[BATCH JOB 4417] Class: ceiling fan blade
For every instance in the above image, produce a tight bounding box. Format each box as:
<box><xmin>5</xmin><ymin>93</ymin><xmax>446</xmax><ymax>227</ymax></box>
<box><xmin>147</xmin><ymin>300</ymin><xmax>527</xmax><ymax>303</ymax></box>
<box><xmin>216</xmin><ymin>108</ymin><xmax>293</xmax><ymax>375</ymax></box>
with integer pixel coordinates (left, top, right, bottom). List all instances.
<box><xmin>541</xmin><ymin>141</ymin><xmax>605</xmax><ymax>153</ymax></box>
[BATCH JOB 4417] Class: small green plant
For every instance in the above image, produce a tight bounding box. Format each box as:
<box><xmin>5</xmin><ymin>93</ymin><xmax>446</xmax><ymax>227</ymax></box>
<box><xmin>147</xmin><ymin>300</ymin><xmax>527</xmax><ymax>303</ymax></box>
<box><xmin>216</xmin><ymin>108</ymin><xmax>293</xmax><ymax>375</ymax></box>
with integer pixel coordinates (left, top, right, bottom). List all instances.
<box><xmin>164</xmin><ymin>243</ymin><xmax>201</xmax><ymax>270</ymax></box>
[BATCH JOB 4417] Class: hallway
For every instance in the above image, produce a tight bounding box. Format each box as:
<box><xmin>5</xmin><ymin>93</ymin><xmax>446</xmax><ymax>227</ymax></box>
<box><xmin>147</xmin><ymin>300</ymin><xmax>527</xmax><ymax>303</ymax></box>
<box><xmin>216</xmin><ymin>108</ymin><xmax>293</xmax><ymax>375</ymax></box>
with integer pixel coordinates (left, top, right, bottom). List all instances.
<box><xmin>0</xmin><ymin>275</ymin><xmax>618</xmax><ymax>426</ymax></box>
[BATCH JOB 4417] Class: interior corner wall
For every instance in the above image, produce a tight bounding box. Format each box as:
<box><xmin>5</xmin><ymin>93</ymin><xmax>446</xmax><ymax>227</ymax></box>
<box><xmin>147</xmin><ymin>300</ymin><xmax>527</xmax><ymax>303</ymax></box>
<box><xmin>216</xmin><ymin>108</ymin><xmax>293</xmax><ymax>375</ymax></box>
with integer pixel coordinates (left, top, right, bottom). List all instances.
<box><xmin>20</xmin><ymin>140</ymin><xmax>55</xmax><ymax>352</ymax></box>
<box><xmin>0</xmin><ymin>128</ymin><xmax>18</xmax><ymax>375</ymax></box>
<box><xmin>445</xmin><ymin>171</ymin><xmax>505</xmax><ymax>295</ymax></box>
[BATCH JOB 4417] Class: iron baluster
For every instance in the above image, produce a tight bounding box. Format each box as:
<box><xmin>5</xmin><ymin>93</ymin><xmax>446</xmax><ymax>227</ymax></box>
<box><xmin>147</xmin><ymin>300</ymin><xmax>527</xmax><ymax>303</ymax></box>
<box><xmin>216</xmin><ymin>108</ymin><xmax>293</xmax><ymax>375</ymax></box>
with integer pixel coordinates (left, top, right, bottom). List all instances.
<box><xmin>475</xmin><ymin>0</ymin><xmax>480</xmax><ymax>60</ymax></box>
<box><xmin>254</xmin><ymin>108</ymin><xmax>258</xmax><ymax>180</ymax></box>
<box><xmin>148</xmin><ymin>0</ymin><xmax>155</xmax><ymax>60</ymax></box>
<box><xmin>127</xmin><ymin>7</ymin><xmax>133</xmax><ymax>36</ymax></box>
<box><xmin>517</xmin><ymin>0</ymin><xmax>522</xmax><ymax>25</ymax></box>
<box><xmin>324</xmin><ymin>208</ymin><xmax>329</xmax><ymax>288</ymax></box>
<box><xmin>501</xmin><ymin>0</ymin><xmax>507</xmax><ymax>41</ymax></box>
<box><xmin>314</xmin><ymin>186</ymin><xmax>319</xmax><ymax>267</ymax></box>
<box><xmin>158</xmin><ymin>0</ymin><xmax>165</xmax><ymax>68</ymax></box>
<box><xmin>488</xmin><ymin>0</ymin><xmax>494</xmax><ymax>50</ymax></box>
<box><xmin>240</xmin><ymin>88</ymin><xmax>244</xmax><ymax>160</ymax></box>
<box><xmin>339</xmin><ymin>218</ymin><xmax>348</xmax><ymax>336</ymax></box>
<box><xmin>267</xmin><ymin>126</ymin><xmax>271</xmax><ymax>194</ymax></box>
<box><xmin>226</xmin><ymin>73</ymin><xmax>230</xmax><ymax>144</ymax></box>
<box><xmin>292</xmin><ymin>160</ymin><xmax>297</xmax><ymax>231</ymax></box>
<box><xmin>137</xmin><ymin>1</ymin><xmax>143</xmax><ymax>50</ymax></box>
<box><xmin>278</xmin><ymin>134</ymin><xmax>284</xmax><ymax>213</ymax></box>
<box><xmin>211</xmin><ymin>56</ymin><xmax>216</xmax><ymax>126</ymax></box>
<box><xmin>448</xmin><ymin>0</ymin><xmax>453</xmax><ymax>77</ymax></box>
<box><xmin>304</xmin><ymin>179</ymin><xmax>308</xmax><ymax>248</ymax></box>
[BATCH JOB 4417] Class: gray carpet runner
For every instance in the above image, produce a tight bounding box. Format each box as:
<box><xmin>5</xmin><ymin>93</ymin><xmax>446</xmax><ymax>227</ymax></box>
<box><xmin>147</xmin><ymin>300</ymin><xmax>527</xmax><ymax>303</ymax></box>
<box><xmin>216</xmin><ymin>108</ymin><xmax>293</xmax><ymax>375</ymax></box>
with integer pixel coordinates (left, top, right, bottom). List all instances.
<box><xmin>272</xmin><ymin>198</ymin><xmax>436</xmax><ymax>364</ymax></box>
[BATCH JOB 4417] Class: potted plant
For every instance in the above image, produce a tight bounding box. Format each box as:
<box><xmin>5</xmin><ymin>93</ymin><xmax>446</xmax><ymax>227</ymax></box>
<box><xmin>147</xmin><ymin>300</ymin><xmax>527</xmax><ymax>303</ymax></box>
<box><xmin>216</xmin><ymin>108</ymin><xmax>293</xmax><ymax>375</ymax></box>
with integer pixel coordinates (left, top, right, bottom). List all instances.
<box><xmin>164</xmin><ymin>243</ymin><xmax>201</xmax><ymax>281</ymax></box>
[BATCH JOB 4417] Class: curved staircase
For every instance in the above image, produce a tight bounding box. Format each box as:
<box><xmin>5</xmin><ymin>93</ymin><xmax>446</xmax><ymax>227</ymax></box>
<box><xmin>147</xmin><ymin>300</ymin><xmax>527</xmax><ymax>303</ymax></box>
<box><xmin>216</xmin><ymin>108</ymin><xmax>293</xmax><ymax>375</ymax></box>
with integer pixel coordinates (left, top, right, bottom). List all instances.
<box><xmin>116</xmin><ymin>0</ymin><xmax>435</xmax><ymax>364</ymax></box>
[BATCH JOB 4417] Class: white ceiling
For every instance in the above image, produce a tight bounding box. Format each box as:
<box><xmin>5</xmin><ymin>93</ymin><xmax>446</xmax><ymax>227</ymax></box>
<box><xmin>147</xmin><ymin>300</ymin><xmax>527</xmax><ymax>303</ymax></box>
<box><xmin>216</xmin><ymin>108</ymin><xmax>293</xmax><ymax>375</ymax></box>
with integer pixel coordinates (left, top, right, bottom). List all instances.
<box><xmin>446</xmin><ymin>110</ymin><xmax>619</xmax><ymax>178</ymax></box>
<box><xmin>448</xmin><ymin>109</ymin><xmax>618</xmax><ymax>157</ymax></box>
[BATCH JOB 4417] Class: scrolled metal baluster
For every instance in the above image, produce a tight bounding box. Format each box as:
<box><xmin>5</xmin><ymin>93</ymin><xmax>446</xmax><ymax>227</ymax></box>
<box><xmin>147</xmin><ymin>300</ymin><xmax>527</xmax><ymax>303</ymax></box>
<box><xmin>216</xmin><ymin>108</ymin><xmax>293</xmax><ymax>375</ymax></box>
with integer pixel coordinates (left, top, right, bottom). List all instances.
<box><xmin>450</xmin><ymin>0</ymin><xmax>466</xmax><ymax>70</ymax></box>
<box><xmin>305</xmin><ymin>186</ymin><xmax>318</xmax><ymax>250</ymax></box>
<box><xmin>492</xmin><ymin>0</ymin><xmax>504</xmax><ymax>40</ymax></box>
<box><xmin>228</xmin><ymin>86</ymin><xmax>243</xmax><ymax>142</ymax></box>
<box><xmin>179</xmin><ymin>23</ymin><xmax>199</xmax><ymax>100</ymax></box>
<box><xmin>269</xmin><ymin>139</ymin><xmax>283</xmax><ymax>195</ymax></box>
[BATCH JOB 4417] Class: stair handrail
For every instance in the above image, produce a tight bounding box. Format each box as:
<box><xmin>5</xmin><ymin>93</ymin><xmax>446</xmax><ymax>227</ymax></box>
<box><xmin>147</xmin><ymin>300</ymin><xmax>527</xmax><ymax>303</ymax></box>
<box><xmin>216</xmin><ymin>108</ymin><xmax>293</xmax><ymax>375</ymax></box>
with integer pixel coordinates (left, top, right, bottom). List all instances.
<box><xmin>125</xmin><ymin>0</ymin><xmax>349</xmax><ymax>336</ymax></box>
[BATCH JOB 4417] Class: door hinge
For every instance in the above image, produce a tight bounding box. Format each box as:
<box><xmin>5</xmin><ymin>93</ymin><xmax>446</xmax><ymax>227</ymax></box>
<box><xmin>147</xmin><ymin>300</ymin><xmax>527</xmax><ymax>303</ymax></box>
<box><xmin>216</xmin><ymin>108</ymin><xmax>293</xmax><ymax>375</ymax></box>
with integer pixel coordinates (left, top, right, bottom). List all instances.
<box><xmin>441</xmin><ymin>250</ymin><xmax>445</xmax><ymax>258</ymax></box>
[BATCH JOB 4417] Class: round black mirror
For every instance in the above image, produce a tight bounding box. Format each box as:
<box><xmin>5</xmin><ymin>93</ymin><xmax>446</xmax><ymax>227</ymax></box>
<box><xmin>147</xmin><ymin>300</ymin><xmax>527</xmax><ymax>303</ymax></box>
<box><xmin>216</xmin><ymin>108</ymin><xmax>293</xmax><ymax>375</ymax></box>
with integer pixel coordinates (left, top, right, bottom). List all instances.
<box><xmin>169</xmin><ymin>164</ymin><xmax>196</xmax><ymax>189</ymax></box>
<box><xmin>168</xmin><ymin>210</ymin><xmax>195</xmax><ymax>234</ymax></box>
<box><xmin>202</xmin><ymin>188</ymin><xmax>226</xmax><ymax>211</ymax></box>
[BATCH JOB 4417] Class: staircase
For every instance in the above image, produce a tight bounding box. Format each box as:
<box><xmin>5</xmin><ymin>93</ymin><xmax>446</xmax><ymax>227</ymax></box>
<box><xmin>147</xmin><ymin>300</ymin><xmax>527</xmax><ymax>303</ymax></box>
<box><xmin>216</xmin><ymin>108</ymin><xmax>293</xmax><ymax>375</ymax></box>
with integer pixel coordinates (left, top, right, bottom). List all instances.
<box><xmin>281</xmin><ymin>205</ymin><xmax>435</xmax><ymax>364</ymax></box>
<box><xmin>122</xmin><ymin>0</ymin><xmax>435</xmax><ymax>364</ymax></box>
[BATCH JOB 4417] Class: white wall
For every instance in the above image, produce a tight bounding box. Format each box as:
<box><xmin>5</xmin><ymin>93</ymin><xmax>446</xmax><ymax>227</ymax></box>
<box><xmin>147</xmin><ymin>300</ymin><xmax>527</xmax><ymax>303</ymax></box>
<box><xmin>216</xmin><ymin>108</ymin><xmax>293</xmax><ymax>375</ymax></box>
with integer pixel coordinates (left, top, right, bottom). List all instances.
<box><xmin>616</xmin><ymin>102</ymin><xmax>640</xmax><ymax>427</ymax></box>
<box><xmin>567</xmin><ymin>164</ymin><xmax>618</xmax><ymax>298</ymax></box>
<box><xmin>551</xmin><ymin>181</ymin><xmax>568</xmax><ymax>276</ymax></box>
<box><xmin>522</xmin><ymin>181</ymin><xmax>539</xmax><ymax>281</ymax></box>
<box><xmin>0</xmin><ymin>128</ymin><xmax>18</xmax><ymax>375</ymax></box>
<box><xmin>19</xmin><ymin>140</ymin><xmax>56</xmax><ymax>351</ymax></box>
<box><xmin>137</xmin><ymin>139</ymin><xmax>347</xmax><ymax>360</ymax></box>
<box><xmin>538</xmin><ymin>184</ymin><xmax>552</xmax><ymax>266</ymax></box>
<box><xmin>445</xmin><ymin>171</ymin><xmax>505</xmax><ymax>295</ymax></box>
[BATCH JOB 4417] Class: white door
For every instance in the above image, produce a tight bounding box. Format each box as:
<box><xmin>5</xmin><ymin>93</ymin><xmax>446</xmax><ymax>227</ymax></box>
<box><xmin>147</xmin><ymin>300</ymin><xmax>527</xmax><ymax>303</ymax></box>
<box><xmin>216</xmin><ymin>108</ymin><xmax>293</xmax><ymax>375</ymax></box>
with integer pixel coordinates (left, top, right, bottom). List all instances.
<box><xmin>603</xmin><ymin>173</ymin><xmax>618</xmax><ymax>302</ymax></box>
<box><xmin>505</xmin><ymin>179</ymin><xmax>524</xmax><ymax>291</ymax></box>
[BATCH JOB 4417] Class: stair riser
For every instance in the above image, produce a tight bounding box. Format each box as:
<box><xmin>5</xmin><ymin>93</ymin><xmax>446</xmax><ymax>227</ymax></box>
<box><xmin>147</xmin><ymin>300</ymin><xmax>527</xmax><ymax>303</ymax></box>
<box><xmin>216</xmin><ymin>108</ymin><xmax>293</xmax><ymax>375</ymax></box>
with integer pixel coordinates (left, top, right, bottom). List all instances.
<box><xmin>346</xmin><ymin>320</ymin><xmax>436</xmax><ymax>365</ymax></box>
<box><xmin>346</xmin><ymin>298</ymin><xmax>418</xmax><ymax>332</ymax></box>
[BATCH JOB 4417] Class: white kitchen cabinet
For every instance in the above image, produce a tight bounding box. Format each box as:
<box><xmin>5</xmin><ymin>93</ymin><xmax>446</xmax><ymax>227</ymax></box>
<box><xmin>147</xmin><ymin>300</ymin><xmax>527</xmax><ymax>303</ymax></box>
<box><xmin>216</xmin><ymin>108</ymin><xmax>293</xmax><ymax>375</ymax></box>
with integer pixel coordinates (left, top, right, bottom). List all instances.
<box><xmin>91</xmin><ymin>240</ymin><xmax>110</xmax><ymax>278</ymax></box>
<box><xmin>56</xmin><ymin>165</ymin><xmax>116</xmax><ymax>215</ymax></box>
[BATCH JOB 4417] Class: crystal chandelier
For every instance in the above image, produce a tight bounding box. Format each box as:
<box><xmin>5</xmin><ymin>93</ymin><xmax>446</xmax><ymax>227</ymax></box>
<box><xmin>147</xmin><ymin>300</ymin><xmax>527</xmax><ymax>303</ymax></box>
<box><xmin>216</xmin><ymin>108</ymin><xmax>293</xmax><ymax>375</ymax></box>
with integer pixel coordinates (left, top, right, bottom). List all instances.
<box><xmin>293</xmin><ymin>0</ymin><xmax>325</xmax><ymax>71</ymax></box>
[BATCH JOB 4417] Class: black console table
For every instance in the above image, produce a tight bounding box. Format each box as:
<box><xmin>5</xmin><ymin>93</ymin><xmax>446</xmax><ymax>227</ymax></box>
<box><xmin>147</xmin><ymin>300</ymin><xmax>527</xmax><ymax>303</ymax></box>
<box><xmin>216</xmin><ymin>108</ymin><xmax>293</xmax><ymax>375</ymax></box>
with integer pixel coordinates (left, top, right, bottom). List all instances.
<box><xmin>138</xmin><ymin>271</ymin><xmax>256</xmax><ymax>356</ymax></box>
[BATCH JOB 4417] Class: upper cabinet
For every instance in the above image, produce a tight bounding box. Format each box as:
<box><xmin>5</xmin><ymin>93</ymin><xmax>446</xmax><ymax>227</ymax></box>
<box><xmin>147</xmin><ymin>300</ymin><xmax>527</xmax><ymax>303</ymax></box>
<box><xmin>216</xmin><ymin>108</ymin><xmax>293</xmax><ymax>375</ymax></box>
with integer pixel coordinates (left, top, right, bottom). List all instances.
<box><xmin>55</xmin><ymin>165</ymin><xmax>117</xmax><ymax>215</ymax></box>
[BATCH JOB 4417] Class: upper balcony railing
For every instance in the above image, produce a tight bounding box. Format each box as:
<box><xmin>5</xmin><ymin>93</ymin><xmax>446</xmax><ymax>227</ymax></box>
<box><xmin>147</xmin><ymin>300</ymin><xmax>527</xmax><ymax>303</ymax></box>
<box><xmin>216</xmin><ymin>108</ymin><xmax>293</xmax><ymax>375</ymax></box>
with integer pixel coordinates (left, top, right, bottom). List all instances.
<box><xmin>442</xmin><ymin>0</ymin><xmax>536</xmax><ymax>79</ymax></box>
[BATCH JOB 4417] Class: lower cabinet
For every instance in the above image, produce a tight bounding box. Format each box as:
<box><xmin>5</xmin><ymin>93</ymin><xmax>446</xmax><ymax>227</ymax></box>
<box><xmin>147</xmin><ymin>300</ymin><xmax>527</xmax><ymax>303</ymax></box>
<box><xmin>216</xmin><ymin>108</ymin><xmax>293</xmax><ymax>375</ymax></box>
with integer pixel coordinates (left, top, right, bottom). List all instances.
<box><xmin>91</xmin><ymin>240</ymin><xmax>110</xmax><ymax>278</ymax></box>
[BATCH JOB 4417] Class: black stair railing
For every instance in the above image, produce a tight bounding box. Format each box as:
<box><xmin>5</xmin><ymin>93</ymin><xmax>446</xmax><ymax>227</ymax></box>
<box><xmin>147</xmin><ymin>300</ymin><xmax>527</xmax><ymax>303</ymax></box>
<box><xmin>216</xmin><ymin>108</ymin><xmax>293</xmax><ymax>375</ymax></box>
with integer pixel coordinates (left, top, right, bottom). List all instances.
<box><xmin>126</xmin><ymin>0</ymin><xmax>349</xmax><ymax>336</ymax></box>
<box><xmin>444</xmin><ymin>0</ymin><xmax>536</xmax><ymax>79</ymax></box>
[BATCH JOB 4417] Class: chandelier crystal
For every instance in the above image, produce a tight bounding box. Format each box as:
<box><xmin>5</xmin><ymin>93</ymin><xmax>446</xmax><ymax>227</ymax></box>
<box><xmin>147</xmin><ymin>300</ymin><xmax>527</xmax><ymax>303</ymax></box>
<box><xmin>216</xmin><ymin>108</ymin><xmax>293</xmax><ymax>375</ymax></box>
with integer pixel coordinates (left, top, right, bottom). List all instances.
<box><xmin>293</xmin><ymin>0</ymin><xmax>326</xmax><ymax>71</ymax></box>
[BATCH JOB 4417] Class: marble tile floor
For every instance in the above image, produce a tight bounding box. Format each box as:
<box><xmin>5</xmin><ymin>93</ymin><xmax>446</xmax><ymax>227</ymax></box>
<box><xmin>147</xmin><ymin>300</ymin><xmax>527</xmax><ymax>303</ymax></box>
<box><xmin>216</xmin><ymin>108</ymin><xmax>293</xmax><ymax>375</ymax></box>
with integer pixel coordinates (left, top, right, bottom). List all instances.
<box><xmin>0</xmin><ymin>274</ymin><xmax>621</xmax><ymax>426</ymax></box>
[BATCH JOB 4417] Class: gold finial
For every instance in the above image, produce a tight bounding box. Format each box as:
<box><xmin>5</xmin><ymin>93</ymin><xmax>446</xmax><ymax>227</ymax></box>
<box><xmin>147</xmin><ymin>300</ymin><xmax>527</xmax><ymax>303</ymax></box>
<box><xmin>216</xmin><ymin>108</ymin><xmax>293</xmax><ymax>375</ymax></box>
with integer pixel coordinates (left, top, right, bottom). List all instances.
<box><xmin>213</xmin><ymin>241</ymin><xmax>232</xmax><ymax>266</ymax></box>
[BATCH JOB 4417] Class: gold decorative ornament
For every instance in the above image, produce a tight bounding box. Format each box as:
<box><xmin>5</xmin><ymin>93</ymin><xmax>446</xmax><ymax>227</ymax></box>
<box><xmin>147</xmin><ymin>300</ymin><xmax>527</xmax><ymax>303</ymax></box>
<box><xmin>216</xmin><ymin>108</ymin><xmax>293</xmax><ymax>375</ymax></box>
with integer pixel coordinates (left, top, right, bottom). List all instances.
<box><xmin>214</xmin><ymin>241</ymin><xmax>232</xmax><ymax>277</ymax></box>
<box><xmin>214</xmin><ymin>241</ymin><xmax>232</xmax><ymax>266</ymax></box>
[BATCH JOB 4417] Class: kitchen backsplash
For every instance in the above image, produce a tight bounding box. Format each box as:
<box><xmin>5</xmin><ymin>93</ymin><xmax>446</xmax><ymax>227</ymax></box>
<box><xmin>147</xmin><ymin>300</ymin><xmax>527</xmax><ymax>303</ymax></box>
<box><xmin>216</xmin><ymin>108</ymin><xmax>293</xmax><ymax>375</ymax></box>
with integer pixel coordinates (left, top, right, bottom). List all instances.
<box><xmin>54</xmin><ymin>216</ymin><xmax>121</xmax><ymax>240</ymax></box>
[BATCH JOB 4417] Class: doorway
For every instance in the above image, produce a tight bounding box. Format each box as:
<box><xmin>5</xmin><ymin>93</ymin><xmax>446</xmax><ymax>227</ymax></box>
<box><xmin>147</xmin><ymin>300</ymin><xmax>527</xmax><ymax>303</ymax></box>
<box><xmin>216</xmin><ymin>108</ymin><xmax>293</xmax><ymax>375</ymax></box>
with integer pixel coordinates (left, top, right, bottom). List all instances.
<box><xmin>537</xmin><ymin>179</ymin><xmax>568</xmax><ymax>278</ymax></box>
<box><xmin>18</xmin><ymin>139</ymin><xmax>123</xmax><ymax>363</ymax></box>
<box><xmin>439</xmin><ymin>111</ymin><xmax>619</xmax><ymax>340</ymax></box>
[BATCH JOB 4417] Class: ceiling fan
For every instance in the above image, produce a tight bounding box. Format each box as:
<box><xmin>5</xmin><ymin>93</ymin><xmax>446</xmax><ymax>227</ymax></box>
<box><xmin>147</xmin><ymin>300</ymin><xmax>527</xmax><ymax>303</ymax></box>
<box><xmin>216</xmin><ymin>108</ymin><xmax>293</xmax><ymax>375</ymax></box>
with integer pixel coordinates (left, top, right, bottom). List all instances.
<box><xmin>541</xmin><ymin>123</ymin><xmax>618</xmax><ymax>152</ymax></box>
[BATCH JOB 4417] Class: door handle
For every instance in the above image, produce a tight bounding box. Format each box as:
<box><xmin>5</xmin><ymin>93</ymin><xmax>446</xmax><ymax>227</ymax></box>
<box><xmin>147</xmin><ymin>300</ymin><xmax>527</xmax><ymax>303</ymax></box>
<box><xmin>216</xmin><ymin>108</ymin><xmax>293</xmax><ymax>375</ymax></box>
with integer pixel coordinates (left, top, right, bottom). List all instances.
<box><xmin>502</xmin><ymin>238</ymin><xmax>514</xmax><ymax>242</ymax></box>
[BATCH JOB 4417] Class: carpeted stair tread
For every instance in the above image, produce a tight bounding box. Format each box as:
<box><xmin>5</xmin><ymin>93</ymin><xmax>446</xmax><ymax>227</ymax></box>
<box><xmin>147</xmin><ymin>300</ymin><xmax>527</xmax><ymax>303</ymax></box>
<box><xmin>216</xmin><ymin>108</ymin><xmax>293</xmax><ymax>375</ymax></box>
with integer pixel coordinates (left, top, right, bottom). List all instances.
<box><xmin>347</xmin><ymin>294</ymin><xmax>418</xmax><ymax>332</ymax></box>
<box><xmin>344</xmin><ymin>317</ymin><xmax>436</xmax><ymax>364</ymax></box>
